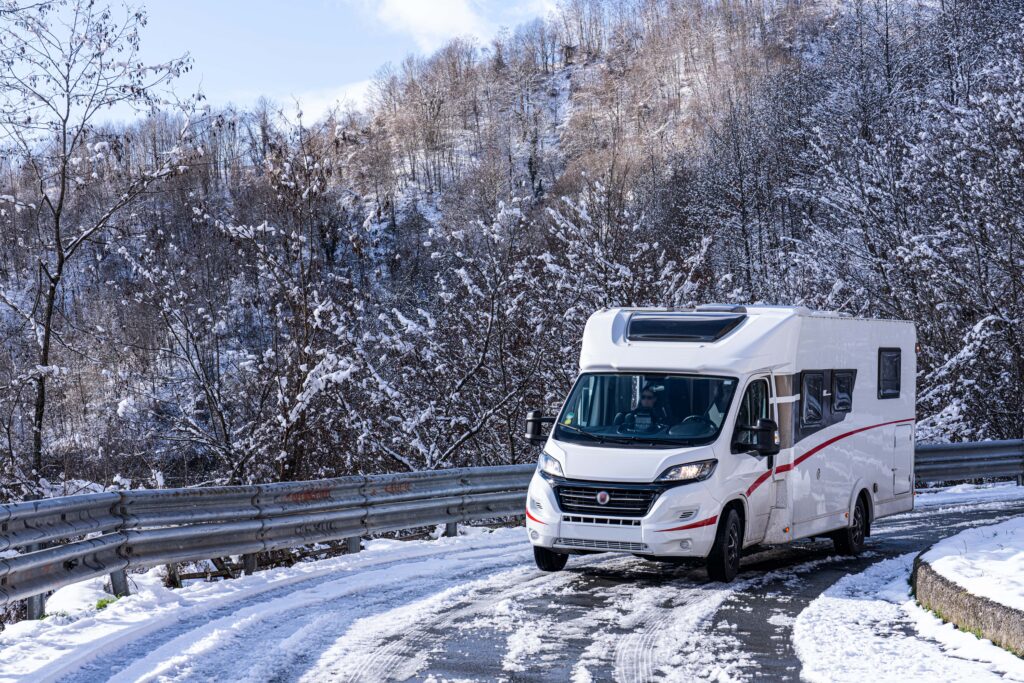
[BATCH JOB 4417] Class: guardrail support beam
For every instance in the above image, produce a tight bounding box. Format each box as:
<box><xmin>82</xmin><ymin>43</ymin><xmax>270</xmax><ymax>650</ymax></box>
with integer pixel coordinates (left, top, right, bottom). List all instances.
<box><xmin>242</xmin><ymin>553</ymin><xmax>257</xmax><ymax>575</ymax></box>
<box><xmin>445</xmin><ymin>522</ymin><xmax>458</xmax><ymax>537</ymax></box>
<box><xmin>110</xmin><ymin>569</ymin><xmax>130</xmax><ymax>597</ymax></box>
<box><xmin>345</xmin><ymin>536</ymin><xmax>361</xmax><ymax>554</ymax></box>
<box><xmin>23</xmin><ymin>542</ymin><xmax>46</xmax><ymax>619</ymax></box>
<box><xmin>25</xmin><ymin>592</ymin><xmax>46</xmax><ymax>620</ymax></box>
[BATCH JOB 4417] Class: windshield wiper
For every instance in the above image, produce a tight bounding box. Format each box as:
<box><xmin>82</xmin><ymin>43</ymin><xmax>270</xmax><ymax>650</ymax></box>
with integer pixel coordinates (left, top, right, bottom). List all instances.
<box><xmin>625</xmin><ymin>437</ymin><xmax>696</xmax><ymax>448</ymax></box>
<box><xmin>557</xmin><ymin>424</ymin><xmax>632</xmax><ymax>445</ymax></box>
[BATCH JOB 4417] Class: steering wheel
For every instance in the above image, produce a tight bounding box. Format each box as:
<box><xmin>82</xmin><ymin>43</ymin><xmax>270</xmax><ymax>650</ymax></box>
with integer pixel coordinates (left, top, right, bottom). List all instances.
<box><xmin>680</xmin><ymin>414</ymin><xmax>716</xmax><ymax>431</ymax></box>
<box><xmin>616</xmin><ymin>414</ymin><xmax>662</xmax><ymax>435</ymax></box>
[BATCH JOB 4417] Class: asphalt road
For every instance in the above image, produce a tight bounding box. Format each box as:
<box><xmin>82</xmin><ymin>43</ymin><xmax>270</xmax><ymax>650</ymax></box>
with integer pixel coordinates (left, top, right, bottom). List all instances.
<box><xmin>52</xmin><ymin>491</ymin><xmax>1024</xmax><ymax>682</ymax></box>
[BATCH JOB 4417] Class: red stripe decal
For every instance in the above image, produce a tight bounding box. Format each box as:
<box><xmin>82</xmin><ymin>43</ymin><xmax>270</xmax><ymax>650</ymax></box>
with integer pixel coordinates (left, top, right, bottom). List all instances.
<box><xmin>656</xmin><ymin>514</ymin><xmax>718</xmax><ymax>533</ymax></box>
<box><xmin>746</xmin><ymin>469</ymin><xmax>773</xmax><ymax>497</ymax></box>
<box><xmin>776</xmin><ymin>417</ymin><xmax>915</xmax><ymax>476</ymax></box>
<box><xmin>525</xmin><ymin>509</ymin><xmax>546</xmax><ymax>525</ymax></box>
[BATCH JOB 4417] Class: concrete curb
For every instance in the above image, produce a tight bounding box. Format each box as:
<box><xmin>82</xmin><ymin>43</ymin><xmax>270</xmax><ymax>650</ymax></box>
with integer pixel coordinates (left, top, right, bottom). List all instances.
<box><xmin>912</xmin><ymin>551</ymin><xmax>1024</xmax><ymax>657</ymax></box>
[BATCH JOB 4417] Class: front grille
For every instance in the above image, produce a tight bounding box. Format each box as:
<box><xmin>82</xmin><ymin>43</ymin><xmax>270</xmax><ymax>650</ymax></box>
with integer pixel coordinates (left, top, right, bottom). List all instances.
<box><xmin>555</xmin><ymin>537</ymin><xmax>648</xmax><ymax>552</ymax></box>
<box><xmin>562</xmin><ymin>515</ymin><xmax>641</xmax><ymax>526</ymax></box>
<box><xmin>555</xmin><ymin>483</ymin><xmax>660</xmax><ymax>517</ymax></box>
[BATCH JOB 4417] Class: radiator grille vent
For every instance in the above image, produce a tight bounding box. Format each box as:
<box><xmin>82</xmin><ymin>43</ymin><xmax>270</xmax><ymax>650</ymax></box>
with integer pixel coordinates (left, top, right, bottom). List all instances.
<box><xmin>555</xmin><ymin>484</ymin><xmax>659</xmax><ymax>517</ymax></box>
<box><xmin>555</xmin><ymin>538</ymin><xmax>648</xmax><ymax>552</ymax></box>
<box><xmin>562</xmin><ymin>515</ymin><xmax>642</xmax><ymax>526</ymax></box>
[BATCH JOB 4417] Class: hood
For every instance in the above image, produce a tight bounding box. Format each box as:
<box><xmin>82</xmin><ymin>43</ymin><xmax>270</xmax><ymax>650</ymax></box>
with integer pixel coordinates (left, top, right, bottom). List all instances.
<box><xmin>544</xmin><ymin>438</ymin><xmax>718</xmax><ymax>483</ymax></box>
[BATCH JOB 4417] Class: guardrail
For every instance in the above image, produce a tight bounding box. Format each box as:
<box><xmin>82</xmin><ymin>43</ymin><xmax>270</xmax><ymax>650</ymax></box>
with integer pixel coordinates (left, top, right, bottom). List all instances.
<box><xmin>915</xmin><ymin>439</ymin><xmax>1024</xmax><ymax>484</ymax></box>
<box><xmin>0</xmin><ymin>464</ymin><xmax>534</xmax><ymax>616</ymax></box>
<box><xmin>2</xmin><ymin>440</ymin><xmax>1022</xmax><ymax>620</ymax></box>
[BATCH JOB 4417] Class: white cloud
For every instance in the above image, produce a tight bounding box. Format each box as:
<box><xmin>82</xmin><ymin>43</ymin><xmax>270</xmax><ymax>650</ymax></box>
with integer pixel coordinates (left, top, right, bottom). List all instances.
<box><xmin>357</xmin><ymin>0</ymin><xmax>556</xmax><ymax>53</ymax></box>
<box><xmin>288</xmin><ymin>79</ymin><xmax>374</xmax><ymax>122</ymax></box>
<box><xmin>375</xmin><ymin>0</ymin><xmax>490</xmax><ymax>52</ymax></box>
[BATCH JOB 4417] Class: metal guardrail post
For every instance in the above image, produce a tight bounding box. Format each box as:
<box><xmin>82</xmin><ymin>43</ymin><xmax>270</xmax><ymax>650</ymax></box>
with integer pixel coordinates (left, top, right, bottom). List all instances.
<box><xmin>445</xmin><ymin>522</ymin><xmax>458</xmax><ymax>537</ymax></box>
<box><xmin>109</xmin><ymin>569</ymin><xmax>130</xmax><ymax>597</ymax></box>
<box><xmin>242</xmin><ymin>553</ymin><xmax>257</xmax><ymax>575</ymax></box>
<box><xmin>23</xmin><ymin>543</ymin><xmax>45</xmax><ymax>619</ymax></box>
<box><xmin>345</xmin><ymin>536</ymin><xmax>361</xmax><ymax>554</ymax></box>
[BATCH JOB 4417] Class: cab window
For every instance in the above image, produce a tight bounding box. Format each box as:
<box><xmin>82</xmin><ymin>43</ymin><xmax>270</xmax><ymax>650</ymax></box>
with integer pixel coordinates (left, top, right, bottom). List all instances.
<box><xmin>733</xmin><ymin>378</ymin><xmax>770</xmax><ymax>451</ymax></box>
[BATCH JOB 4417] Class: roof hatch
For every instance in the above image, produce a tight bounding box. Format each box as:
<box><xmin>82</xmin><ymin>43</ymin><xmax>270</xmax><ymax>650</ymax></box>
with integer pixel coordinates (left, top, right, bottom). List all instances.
<box><xmin>626</xmin><ymin>312</ymin><xmax>746</xmax><ymax>342</ymax></box>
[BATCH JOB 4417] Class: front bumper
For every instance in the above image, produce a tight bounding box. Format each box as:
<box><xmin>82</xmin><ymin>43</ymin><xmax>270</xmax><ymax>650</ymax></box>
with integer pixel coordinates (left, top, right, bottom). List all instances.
<box><xmin>524</xmin><ymin>472</ymin><xmax>721</xmax><ymax>558</ymax></box>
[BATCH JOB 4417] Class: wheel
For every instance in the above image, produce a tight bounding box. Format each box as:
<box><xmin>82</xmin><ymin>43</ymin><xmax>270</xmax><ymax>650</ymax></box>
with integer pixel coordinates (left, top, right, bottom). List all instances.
<box><xmin>706</xmin><ymin>508</ymin><xmax>743</xmax><ymax>582</ymax></box>
<box><xmin>831</xmin><ymin>496</ymin><xmax>868</xmax><ymax>555</ymax></box>
<box><xmin>534</xmin><ymin>546</ymin><xmax>569</xmax><ymax>572</ymax></box>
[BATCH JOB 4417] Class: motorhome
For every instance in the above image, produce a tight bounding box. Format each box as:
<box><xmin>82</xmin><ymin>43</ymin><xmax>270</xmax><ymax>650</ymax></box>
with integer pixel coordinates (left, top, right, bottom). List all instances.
<box><xmin>523</xmin><ymin>305</ymin><xmax>916</xmax><ymax>581</ymax></box>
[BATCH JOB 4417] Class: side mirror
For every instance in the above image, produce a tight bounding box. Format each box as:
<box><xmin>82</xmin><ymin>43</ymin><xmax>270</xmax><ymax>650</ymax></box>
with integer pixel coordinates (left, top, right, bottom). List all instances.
<box><xmin>755</xmin><ymin>418</ymin><xmax>780</xmax><ymax>456</ymax></box>
<box><xmin>524</xmin><ymin>410</ymin><xmax>555</xmax><ymax>445</ymax></box>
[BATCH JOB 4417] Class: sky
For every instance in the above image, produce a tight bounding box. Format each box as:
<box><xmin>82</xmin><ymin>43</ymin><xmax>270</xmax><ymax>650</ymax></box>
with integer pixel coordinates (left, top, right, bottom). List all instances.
<box><xmin>138</xmin><ymin>0</ymin><xmax>556</xmax><ymax>120</ymax></box>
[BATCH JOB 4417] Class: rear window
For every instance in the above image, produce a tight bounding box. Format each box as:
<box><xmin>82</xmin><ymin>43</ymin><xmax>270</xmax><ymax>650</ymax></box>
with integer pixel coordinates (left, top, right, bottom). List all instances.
<box><xmin>878</xmin><ymin>349</ymin><xmax>901</xmax><ymax>399</ymax></box>
<box><xmin>627</xmin><ymin>313</ymin><xmax>745</xmax><ymax>342</ymax></box>
<box><xmin>802</xmin><ymin>372</ymin><xmax>824</xmax><ymax>425</ymax></box>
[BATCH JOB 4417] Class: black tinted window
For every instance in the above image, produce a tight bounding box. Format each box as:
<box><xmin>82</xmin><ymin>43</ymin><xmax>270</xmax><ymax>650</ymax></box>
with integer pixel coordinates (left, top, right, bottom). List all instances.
<box><xmin>878</xmin><ymin>349</ymin><xmax>901</xmax><ymax>399</ymax></box>
<box><xmin>627</xmin><ymin>313</ymin><xmax>745</xmax><ymax>342</ymax></box>
<box><xmin>833</xmin><ymin>371</ymin><xmax>854</xmax><ymax>412</ymax></box>
<box><xmin>802</xmin><ymin>372</ymin><xmax>824</xmax><ymax>425</ymax></box>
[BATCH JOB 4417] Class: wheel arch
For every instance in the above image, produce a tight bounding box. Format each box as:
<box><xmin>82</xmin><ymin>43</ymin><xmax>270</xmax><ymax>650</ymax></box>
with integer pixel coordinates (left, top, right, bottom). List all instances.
<box><xmin>721</xmin><ymin>497</ymin><xmax>748</xmax><ymax>543</ymax></box>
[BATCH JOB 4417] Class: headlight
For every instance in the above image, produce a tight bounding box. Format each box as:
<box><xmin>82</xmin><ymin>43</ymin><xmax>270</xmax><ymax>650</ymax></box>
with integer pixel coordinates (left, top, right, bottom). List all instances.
<box><xmin>538</xmin><ymin>452</ymin><xmax>564</xmax><ymax>478</ymax></box>
<box><xmin>656</xmin><ymin>459</ymin><xmax>717</xmax><ymax>483</ymax></box>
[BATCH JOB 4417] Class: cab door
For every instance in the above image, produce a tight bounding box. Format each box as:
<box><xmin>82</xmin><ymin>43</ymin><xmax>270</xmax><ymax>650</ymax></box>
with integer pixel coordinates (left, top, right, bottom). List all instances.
<box><xmin>730</xmin><ymin>375</ymin><xmax>774</xmax><ymax>544</ymax></box>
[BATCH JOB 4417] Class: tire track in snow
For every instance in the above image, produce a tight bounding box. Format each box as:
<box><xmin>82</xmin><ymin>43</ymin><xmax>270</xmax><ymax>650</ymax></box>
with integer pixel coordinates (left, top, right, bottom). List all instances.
<box><xmin>55</xmin><ymin>535</ymin><xmax>529</xmax><ymax>683</ymax></box>
<box><xmin>303</xmin><ymin>554</ymin><xmax>624</xmax><ymax>682</ymax></box>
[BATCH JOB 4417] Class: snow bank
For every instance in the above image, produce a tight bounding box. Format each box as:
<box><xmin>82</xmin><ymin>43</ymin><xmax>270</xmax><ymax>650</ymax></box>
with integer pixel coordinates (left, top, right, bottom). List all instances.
<box><xmin>794</xmin><ymin>554</ymin><xmax>1024</xmax><ymax>682</ymax></box>
<box><xmin>922</xmin><ymin>516</ymin><xmax>1024</xmax><ymax>612</ymax></box>
<box><xmin>915</xmin><ymin>481</ymin><xmax>1024</xmax><ymax>509</ymax></box>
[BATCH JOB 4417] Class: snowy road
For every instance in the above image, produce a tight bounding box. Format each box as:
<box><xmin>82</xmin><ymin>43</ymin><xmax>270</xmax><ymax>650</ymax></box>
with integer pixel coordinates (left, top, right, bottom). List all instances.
<box><xmin>2</xmin><ymin>483</ymin><xmax>1023</xmax><ymax>682</ymax></box>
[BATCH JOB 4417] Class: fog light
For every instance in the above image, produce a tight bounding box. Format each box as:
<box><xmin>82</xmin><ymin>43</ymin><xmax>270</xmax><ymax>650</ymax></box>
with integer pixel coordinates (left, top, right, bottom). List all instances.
<box><xmin>679</xmin><ymin>539</ymin><xmax>692</xmax><ymax>550</ymax></box>
<box><xmin>530</xmin><ymin>530</ymin><xmax>539</xmax><ymax>540</ymax></box>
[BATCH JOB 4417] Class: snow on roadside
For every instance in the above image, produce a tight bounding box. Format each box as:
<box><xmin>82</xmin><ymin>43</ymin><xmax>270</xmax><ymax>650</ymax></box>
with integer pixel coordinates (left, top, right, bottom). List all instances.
<box><xmin>794</xmin><ymin>553</ymin><xmax>1024</xmax><ymax>682</ymax></box>
<box><xmin>0</xmin><ymin>528</ymin><xmax>525</xmax><ymax>683</ymax></box>
<box><xmin>914</xmin><ymin>481</ymin><xmax>1024</xmax><ymax>508</ymax></box>
<box><xmin>921</xmin><ymin>515</ymin><xmax>1024</xmax><ymax>612</ymax></box>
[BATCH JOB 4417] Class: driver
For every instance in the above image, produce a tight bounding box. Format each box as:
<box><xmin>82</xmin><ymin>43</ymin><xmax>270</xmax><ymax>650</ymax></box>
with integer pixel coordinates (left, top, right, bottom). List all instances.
<box><xmin>623</xmin><ymin>385</ymin><xmax>671</xmax><ymax>432</ymax></box>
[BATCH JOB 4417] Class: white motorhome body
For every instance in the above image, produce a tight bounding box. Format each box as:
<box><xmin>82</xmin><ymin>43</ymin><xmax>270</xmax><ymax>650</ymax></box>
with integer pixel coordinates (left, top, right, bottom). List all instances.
<box><xmin>525</xmin><ymin>306</ymin><xmax>916</xmax><ymax>580</ymax></box>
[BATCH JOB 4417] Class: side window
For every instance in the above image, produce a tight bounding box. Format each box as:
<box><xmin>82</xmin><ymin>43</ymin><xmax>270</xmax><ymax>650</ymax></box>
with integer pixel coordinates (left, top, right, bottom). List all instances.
<box><xmin>878</xmin><ymin>349</ymin><xmax>901</xmax><ymax>399</ymax></box>
<box><xmin>733</xmin><ymin>379</ymin><xmax>770</xmax><ymax>450</ymax></box>
<box><xmin>833</xmin><ymin>371</ymin><xmax>855</xmax><ymax>413</ymax></box>
<box><xmin>801</xmin><ymin>372</ymin><xmax>824</xmax><ymax>425</ymax></box>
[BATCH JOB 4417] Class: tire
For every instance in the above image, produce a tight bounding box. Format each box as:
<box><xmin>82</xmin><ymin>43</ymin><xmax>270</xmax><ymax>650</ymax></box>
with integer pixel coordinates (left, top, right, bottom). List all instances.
<box><xmin>831</xmin><ymin>496</ymin><xmax>868</xmax><ymax>555</ymax></box>
<box><xmin>534</xmin><ymin>546</ymin><xmax>569</xmax><ymax>572</ymax></box>
<box><xmin>706</xmin><ymin>508</ymin><xmax>743</xmax><ymax>582</ymax></box>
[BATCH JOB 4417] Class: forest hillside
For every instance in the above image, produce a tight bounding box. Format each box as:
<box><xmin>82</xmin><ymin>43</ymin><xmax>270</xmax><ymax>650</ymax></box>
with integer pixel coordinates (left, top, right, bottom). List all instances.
<box><xmin>1</xmin><ymin>0</ymin><xmax>1022</xmax><ymax>496</ymax></box>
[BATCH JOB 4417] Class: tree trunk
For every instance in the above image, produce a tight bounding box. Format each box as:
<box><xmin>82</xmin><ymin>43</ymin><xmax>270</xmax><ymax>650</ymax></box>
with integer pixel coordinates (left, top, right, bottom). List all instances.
<box><xmin>31</xmin><ymin>274</ymin><xmax>60</xmax><ymax>485</ymax></box>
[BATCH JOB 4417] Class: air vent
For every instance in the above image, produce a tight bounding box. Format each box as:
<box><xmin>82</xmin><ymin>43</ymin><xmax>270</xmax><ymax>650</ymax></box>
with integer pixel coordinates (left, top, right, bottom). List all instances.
<box><xmin>627</xmin><ymin>312</ymin><xmax>745</xmax><ymax>342</ymax></box>
<box><xmin>554</xmin><ymin>538</ymin><xmax>648</xmax><ymax>552</ymax></box>
<box><xmin>562</xmin><ymin>515</ymin><xmax>642</xmax><ymax>526</ymax></box>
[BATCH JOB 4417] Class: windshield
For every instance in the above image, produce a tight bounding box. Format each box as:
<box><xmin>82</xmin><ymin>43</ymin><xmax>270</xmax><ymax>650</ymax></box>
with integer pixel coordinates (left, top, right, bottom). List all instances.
<box><xmin>554</xmin><ymin>373</ymin><xmax>738</xmax><ymax>448</ymax></box>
